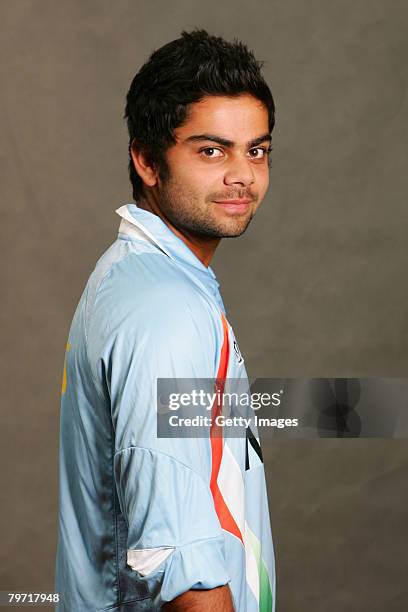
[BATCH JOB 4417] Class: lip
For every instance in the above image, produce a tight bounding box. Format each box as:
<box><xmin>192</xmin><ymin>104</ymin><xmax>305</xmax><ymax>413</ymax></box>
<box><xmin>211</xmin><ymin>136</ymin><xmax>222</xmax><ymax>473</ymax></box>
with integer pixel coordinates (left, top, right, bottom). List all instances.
<box><xmin>213</xmin><ymin>199</ymin><xmax>252</xmax><ymax>213</ymax></box>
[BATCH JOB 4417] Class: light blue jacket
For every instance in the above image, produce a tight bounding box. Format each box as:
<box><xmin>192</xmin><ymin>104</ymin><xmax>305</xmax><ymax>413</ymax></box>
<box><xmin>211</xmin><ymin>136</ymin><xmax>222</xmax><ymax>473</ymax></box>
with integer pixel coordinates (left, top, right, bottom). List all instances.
<box><xmin>55</xmin><ymin>203</ymin><xmax>275</xmax><ymax>611</ymax></box>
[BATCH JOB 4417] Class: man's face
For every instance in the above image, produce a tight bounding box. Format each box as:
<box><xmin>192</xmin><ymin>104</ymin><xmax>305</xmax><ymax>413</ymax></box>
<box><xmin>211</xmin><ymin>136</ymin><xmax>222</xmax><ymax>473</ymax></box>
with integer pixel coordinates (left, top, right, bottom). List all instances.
<box><xmin>154</xmin><ymin>94</ymin><xmax>271</xmax><ymax>238</ymax></box>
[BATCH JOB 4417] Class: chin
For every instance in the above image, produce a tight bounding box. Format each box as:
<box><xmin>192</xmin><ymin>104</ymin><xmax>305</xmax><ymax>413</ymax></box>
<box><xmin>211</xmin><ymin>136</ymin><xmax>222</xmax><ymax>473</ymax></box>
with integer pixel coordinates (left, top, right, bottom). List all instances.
<box><xmin>221</xmin><ymin>228</ymin><xmax>249</xmax><ymax>238</ymax></box>
<box><xmin>181</xmin><ymin>212</ymin><xmax>253</xmax><ymax>239</ymax></box>
<box><xmin>217</xmin><ymin>220</ymin><xmax>252</xmax><ymax>238</ymax></box>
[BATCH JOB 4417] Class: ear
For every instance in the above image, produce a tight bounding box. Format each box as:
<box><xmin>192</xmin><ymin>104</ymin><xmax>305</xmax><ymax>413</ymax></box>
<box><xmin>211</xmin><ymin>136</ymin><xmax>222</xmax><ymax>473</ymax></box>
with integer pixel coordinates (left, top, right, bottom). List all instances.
<box><xmin>129</xmin><ymin>140</ymin><xmax>158</xmax><ymax>188</ymax></box>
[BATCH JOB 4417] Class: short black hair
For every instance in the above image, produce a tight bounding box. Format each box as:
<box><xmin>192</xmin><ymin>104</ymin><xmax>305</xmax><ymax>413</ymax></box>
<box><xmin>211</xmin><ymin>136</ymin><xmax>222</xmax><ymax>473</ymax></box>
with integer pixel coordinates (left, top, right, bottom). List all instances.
<box><xmin>124</xmin><ymin>29</ymin><xmax>275</xmax><ymax>200</ymax></box>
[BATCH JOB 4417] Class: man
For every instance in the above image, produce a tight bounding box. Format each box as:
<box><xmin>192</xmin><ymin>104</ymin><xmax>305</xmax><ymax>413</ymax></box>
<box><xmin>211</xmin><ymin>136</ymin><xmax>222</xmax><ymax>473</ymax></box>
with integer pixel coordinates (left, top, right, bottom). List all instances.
<box><xmin>55</xmin><ymin>29</ymin><xmax>276</xmax><ymax>611</ymax></box>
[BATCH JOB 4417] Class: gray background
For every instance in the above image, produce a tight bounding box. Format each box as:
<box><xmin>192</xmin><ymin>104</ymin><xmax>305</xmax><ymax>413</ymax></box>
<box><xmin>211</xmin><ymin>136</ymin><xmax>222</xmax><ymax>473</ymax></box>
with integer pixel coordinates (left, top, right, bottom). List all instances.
<box><xmin>1</xmin><ymin>1</ymin><xmax>407</xmax><ymax>610</ymax></box>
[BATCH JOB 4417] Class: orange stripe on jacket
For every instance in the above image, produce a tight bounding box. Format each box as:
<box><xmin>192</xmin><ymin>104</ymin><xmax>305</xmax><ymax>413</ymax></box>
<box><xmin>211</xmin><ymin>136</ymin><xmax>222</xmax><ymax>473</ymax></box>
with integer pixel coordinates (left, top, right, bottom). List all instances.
<box><xmin>210</xmin><ymin>314</ymin><xmax>243</xmax><ymax>543</ymax></box>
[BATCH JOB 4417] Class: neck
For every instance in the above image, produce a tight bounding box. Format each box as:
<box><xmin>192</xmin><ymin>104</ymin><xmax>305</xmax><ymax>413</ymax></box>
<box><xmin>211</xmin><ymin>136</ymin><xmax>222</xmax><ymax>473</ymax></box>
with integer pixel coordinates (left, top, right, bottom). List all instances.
<box><xmin>137</xmin><ymin>196</ymin><xmax>220</xmax><ymax>268</ymax></box>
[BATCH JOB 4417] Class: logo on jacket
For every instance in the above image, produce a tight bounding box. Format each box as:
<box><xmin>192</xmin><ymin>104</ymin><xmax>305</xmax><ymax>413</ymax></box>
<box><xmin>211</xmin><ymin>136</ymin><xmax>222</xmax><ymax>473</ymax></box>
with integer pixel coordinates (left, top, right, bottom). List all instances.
<box><xmin>233</xmin><ymin>339</ymin><xmax>244</xmax><ymax>365</ymax></box>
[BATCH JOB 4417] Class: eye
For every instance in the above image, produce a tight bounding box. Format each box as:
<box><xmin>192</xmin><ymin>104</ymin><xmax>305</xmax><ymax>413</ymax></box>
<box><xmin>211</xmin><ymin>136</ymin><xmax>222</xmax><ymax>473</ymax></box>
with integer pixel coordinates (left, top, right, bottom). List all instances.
<box><xmin>248</xmin><ymin>146</ymin><xmax>270</xmax><ymax>159</ymax></box>
<box><xmin>199</xmin><ymin>147</ymin><xmax>224</xmax><ymax>158</ymax></box>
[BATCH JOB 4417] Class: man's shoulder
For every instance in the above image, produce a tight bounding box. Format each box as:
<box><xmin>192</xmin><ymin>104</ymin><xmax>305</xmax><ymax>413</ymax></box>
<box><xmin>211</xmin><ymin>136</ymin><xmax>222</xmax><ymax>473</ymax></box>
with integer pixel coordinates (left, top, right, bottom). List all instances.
<box><xmin>85</xmin><ymin>238</ymin><xmax>221</xmax><ymax>340</ymax></box>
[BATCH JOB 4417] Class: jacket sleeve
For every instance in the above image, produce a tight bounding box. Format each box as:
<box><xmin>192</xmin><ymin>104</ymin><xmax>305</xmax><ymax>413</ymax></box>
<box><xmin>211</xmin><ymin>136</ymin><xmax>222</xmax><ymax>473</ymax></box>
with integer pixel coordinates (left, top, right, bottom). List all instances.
<box><xmin>93</xmin><ymin>282</ymin><xmax>229</xmax><ymax>608</ymax></box>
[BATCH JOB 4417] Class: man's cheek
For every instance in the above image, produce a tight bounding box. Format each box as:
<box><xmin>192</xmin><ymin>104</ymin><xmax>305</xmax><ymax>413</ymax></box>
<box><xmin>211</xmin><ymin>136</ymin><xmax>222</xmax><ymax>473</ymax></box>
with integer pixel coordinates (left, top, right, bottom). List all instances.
<box><xmin>259</xmin><ymin>173</ymin><xmax>270</xmax><ymax>196</ymax></box>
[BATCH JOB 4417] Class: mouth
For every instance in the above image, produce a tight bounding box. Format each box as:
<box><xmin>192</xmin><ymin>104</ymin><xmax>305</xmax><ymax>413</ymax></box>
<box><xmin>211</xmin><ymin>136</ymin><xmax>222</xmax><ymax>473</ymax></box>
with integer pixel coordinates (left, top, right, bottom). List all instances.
<box><xmin>213</xmin><ymin>199</ymin><xmax>252</xmax><ymax>214</ymax></box>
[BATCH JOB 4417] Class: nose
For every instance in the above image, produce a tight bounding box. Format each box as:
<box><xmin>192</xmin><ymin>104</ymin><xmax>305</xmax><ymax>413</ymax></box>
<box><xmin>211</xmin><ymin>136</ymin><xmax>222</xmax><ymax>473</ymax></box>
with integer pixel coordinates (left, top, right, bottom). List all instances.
<box><xmin>223</xmin><ymin>156</ymin><xmax>255</xmax><ymax>187</ymax></box>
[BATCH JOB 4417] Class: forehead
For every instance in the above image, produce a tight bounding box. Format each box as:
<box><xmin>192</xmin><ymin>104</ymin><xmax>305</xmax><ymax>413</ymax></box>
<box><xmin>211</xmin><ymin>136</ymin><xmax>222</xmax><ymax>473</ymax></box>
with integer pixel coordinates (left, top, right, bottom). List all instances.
<box><xmin>175</xmin><ymin>94</ymin><xmax>269</xmax><ymax>143</ymax></box>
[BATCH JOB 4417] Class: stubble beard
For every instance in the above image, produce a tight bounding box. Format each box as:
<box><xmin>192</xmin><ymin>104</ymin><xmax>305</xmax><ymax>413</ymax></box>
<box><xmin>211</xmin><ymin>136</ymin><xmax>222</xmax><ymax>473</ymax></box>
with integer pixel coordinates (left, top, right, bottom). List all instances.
<box><xmin>157</xmin><ymin>174</ymin><xmax>257</xmax><ymax>239</ymax></box>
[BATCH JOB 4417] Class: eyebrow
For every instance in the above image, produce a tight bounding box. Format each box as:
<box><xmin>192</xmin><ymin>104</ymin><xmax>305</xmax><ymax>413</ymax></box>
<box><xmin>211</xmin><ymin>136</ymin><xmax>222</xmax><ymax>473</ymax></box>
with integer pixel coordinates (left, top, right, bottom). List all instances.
<box><xmin>183</xmin><ymin>133</ymin><xmax>272</xmax><ymax>148</ymax></box>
